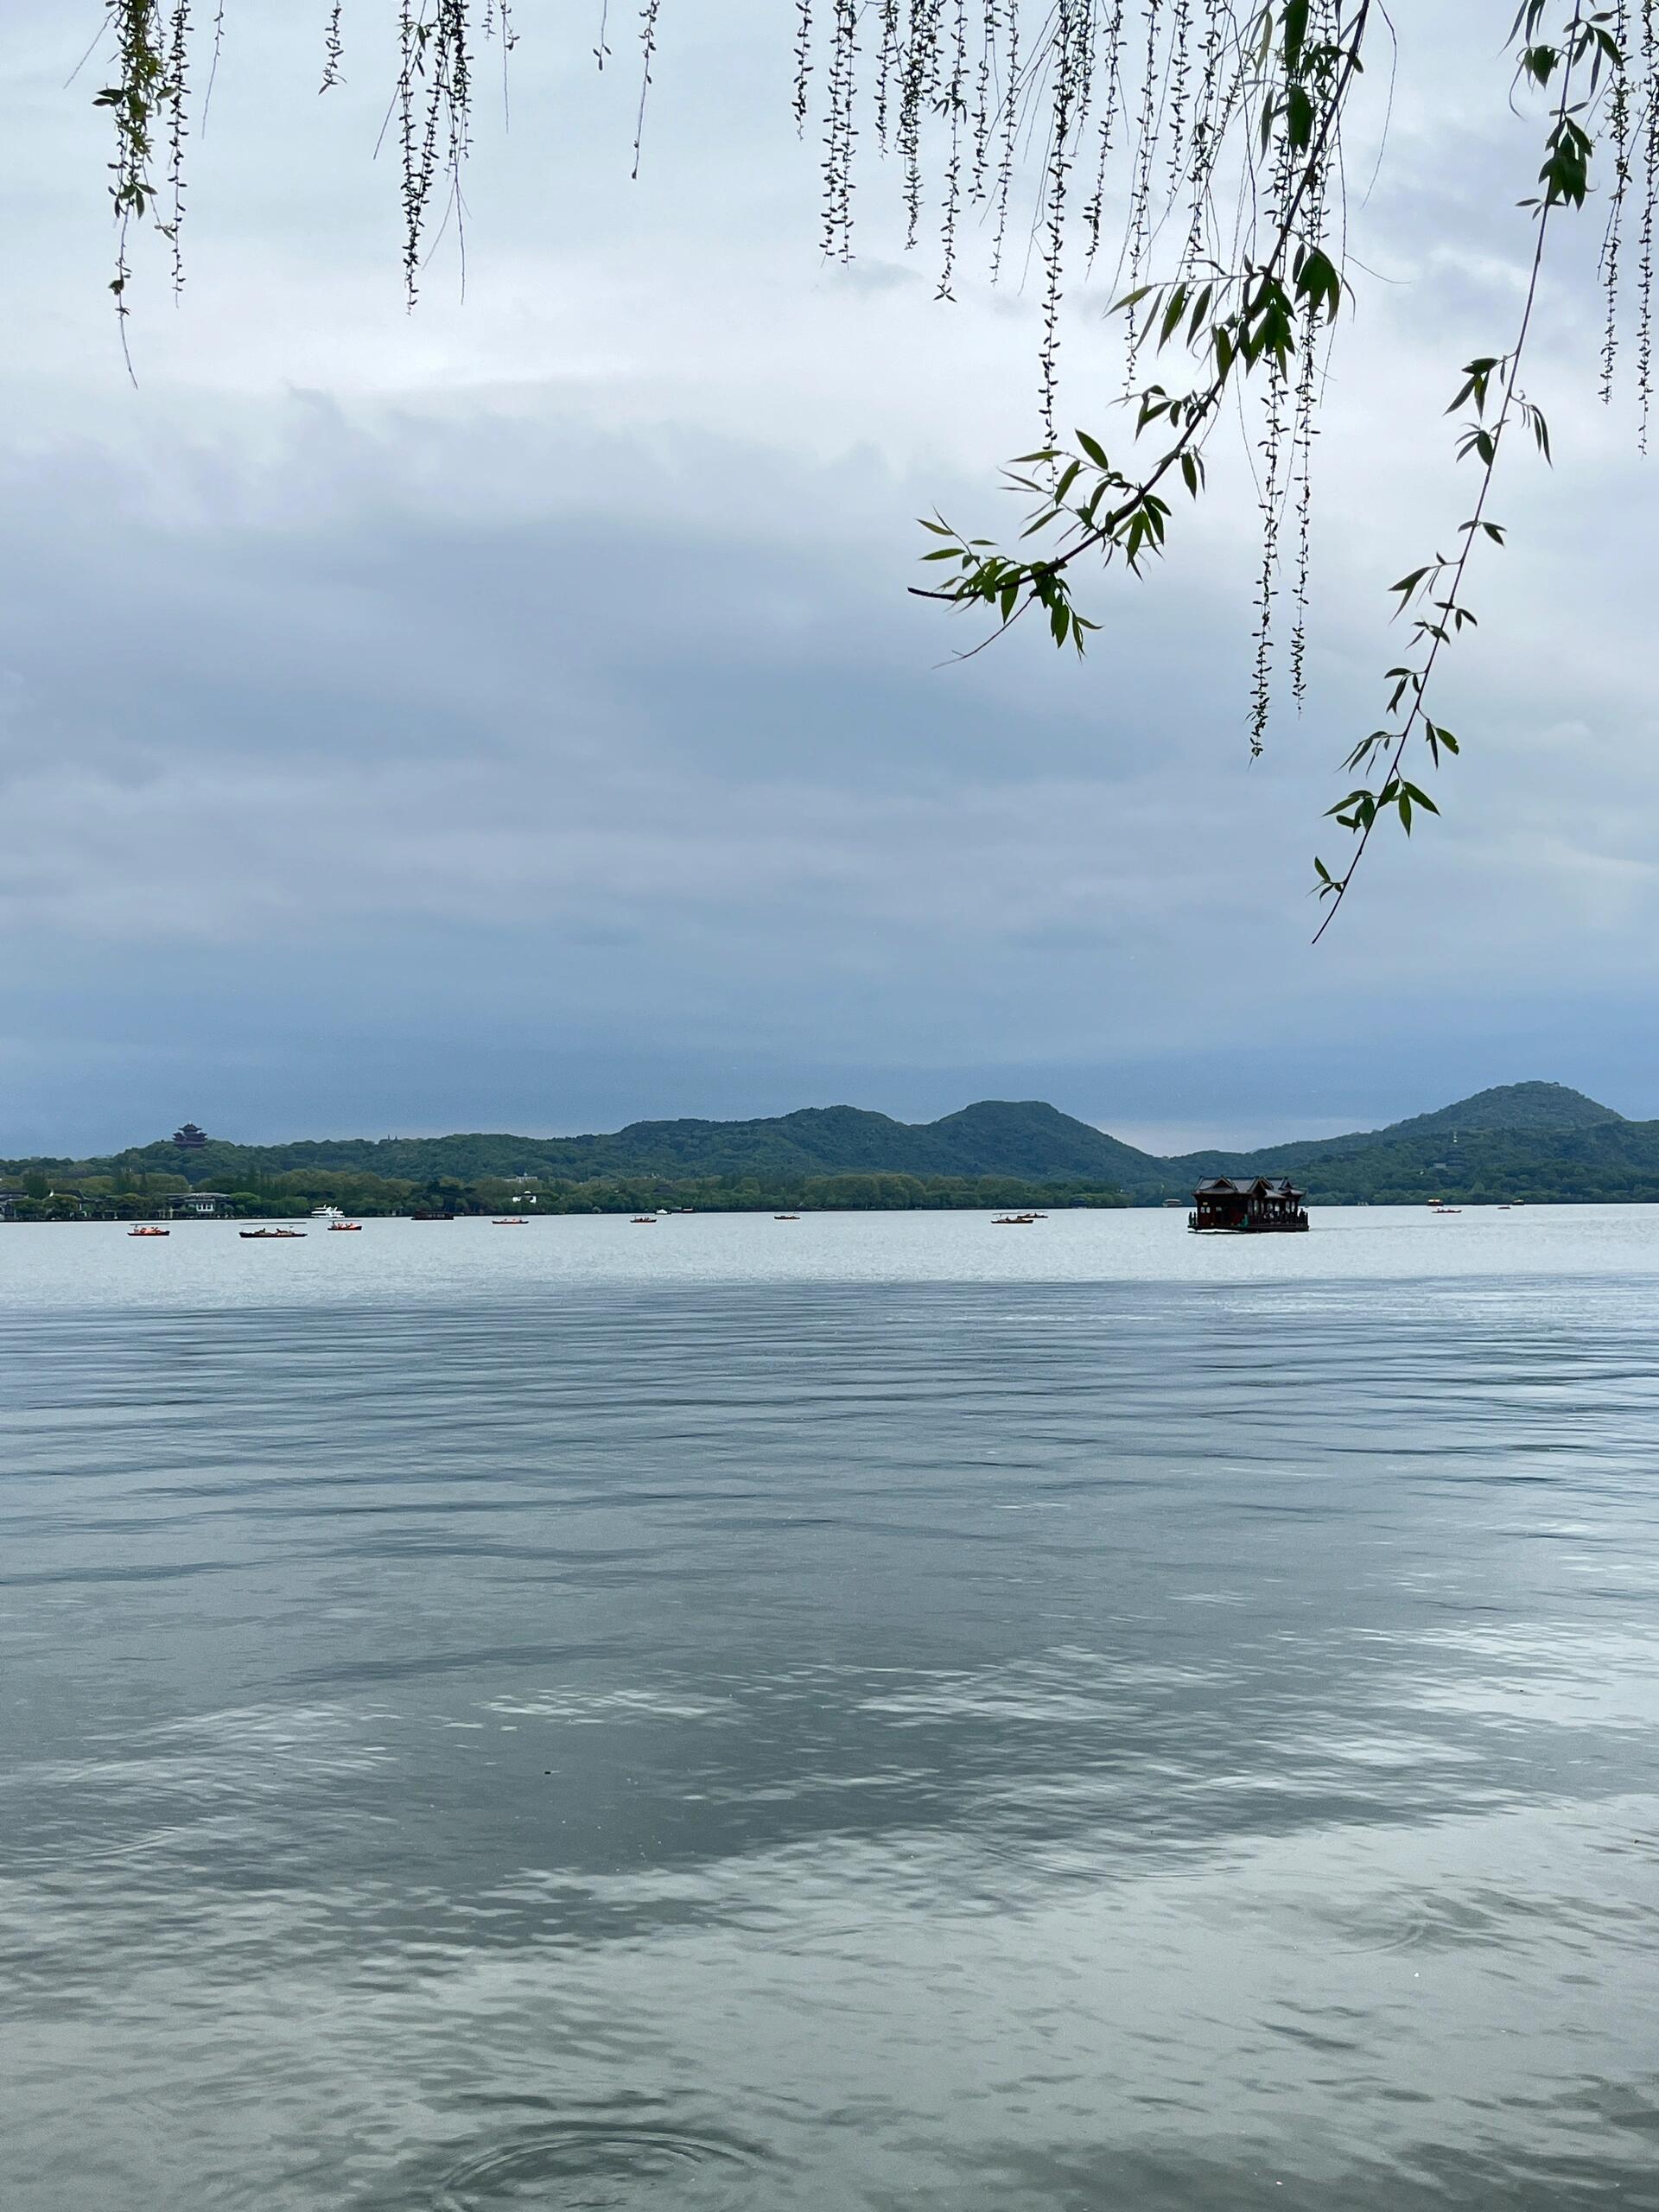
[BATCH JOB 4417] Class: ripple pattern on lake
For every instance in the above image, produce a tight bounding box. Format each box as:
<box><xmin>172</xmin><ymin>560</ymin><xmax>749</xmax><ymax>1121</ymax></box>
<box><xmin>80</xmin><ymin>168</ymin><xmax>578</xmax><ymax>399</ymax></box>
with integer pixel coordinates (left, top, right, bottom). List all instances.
<box><xmin>425</xmin><ymin>2118</ymin><xmax>765</xmax><ymax>2211</ymax></box>
<box><xmin>2</xmin><ymin>1255</ymin><xmax>1658</xmax><ymax>2210</ymax></box>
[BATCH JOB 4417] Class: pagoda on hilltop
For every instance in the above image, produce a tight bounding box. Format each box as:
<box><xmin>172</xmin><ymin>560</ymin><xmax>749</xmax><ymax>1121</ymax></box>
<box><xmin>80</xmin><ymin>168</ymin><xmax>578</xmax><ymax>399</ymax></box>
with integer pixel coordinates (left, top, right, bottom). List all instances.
<box><xmin>172</xmin><ymin>1122</ymin><xmax>208</xmax><ymax>1150</ymax></box>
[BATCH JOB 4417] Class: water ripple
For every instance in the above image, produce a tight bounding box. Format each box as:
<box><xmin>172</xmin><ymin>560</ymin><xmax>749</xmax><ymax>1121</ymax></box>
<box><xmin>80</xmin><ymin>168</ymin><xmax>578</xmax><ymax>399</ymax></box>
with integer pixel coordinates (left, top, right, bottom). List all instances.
<box><xmin>3</xmin><ymin>1257</ymin><xmax>1658</xmax><ymax>2209</ymax></box>
<box><xmin>424</xmin><ymin>2119</ymin><xmax>766</xmax><ymax>2210</ymax></box>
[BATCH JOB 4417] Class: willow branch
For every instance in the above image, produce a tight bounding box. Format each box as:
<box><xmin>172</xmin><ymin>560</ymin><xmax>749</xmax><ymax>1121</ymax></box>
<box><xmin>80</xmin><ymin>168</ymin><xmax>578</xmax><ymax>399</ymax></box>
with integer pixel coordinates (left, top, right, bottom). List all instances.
<box><xmin>1313</xmin><ymin>10</ymin><xmax>1592</xmax><ymax>940</ymax></box>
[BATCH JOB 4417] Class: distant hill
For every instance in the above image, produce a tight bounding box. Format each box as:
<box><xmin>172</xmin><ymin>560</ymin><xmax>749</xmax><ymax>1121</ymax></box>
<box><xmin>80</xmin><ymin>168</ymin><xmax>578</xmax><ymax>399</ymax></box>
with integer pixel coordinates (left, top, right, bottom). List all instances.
<box><xmin>1364</xmin><ymin>1081</ymin><xmax>1622</xmax><ymax>1142</ymax></box>
<box><xmin>10</xmin><ymin>1080</ymin><xmax>1659</xmax><ymax>1207</ymax></box>
<box><xmin>918</xmin><ymin>1100</ymin><xmax>1157</xmax><ymax>1182</ymax></box>
<box><xmin>1136</xmin><ymin>1081</ymin><xmax>1646</xmax><ymax>1205</ymax></box>
<box><xmin>1141</xmin><ymin>1081</ymin><xmax>1619</xmax><ymax>1179</ymax></box>
<box><xmin>102</xmin><ymin>1098</ymin><xmax>1147</xmax><ymax>1185</ymax></box>
<box><xmin>4</xmin><ymin>1098</ymin><xmax>1150</xmax><ymax>1198</ymax></box>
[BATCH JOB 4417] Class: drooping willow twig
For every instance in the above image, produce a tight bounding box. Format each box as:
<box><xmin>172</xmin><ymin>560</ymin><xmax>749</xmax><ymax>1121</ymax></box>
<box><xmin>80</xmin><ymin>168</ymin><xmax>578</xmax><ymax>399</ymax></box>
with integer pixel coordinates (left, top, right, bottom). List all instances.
<box><xmin>1313</xmin><ymin>3</ymin><xmax>1611</xmax><ymax>932</ymax></box>
<box><xmin>80</xmin><ymin>2</ymin><xmax>1659</xmax><ymax>927</ymax></box>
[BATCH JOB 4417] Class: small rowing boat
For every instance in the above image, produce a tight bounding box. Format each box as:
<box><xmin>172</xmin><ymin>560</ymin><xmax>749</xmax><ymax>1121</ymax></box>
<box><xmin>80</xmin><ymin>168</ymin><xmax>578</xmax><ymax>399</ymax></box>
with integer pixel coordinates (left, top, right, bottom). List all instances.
<box><xmin>493</xmin><ymin>1217</ymin><xmax>528</xmax><ymax>1225</ymax></box>
<box><xmin>129</xmin><ymin>1225</ymin><xmax>169</xmax><ymax>1236</ymax></box>
<box><xmin>240</xmin><ymin>1227</ymin><xmax>306</xmax><ymax>1239</ymax></box>
<box><xmin>327</xmin><ymin>1221</ymin><xmax>363</xmax><ymax>1231</ymax></box>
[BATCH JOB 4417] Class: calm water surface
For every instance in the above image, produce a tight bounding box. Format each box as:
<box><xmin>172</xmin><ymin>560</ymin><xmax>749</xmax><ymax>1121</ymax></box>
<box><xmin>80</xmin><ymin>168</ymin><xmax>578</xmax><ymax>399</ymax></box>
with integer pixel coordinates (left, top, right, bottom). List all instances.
<box><xmin>3</xmin><ymin>1209</ymin><xmax>1657</xmax><ymax>2209</ymax></box>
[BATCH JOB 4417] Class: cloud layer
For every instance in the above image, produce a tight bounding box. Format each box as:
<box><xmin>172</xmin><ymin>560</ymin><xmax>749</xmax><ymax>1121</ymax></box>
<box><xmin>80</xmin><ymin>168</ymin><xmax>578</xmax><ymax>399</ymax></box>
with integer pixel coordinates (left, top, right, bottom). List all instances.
<box><xmin>1</xmin><ymin>3</ymin><xmax>1656</xmax><ymax>1154</ymax></box>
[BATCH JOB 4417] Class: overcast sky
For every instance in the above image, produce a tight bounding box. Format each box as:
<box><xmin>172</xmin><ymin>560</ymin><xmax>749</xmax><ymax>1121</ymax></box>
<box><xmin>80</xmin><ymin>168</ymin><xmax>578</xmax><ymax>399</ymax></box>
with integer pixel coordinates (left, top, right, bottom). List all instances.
<box><xmin>3</xmin><ymin>3</ymin><xmax>1656</xmax><ymax>1157</ymax></box>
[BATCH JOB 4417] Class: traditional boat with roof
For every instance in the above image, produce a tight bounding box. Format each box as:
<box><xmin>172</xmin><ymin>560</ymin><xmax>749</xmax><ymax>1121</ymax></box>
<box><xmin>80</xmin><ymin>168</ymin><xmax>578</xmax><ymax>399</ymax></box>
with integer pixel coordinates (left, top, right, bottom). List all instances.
<box><xmin>1189</xmin><ymin>1177</ymin><xmax>1309</xmax><ymax>1233</ymax></box>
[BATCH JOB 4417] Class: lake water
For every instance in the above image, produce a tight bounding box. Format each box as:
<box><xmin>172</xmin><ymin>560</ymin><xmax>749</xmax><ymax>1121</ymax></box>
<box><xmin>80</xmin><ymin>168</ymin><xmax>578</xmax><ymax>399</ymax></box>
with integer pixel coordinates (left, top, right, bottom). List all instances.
<box><xmin>3</xmin><ymin>1208</ymin><xmax>1657</xmax><ymax>2209</ymax></box>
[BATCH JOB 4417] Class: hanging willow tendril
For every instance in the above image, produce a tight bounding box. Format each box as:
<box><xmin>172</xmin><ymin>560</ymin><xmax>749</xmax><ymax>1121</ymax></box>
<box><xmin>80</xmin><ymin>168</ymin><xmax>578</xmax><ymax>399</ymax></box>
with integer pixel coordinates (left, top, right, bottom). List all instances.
<box><xmin>84</xmin><ymin>1</ymin><xmax>1657</xmax><ymax>930</ymax></box>
<box><xmin>321</xmin><ymin>3</ymin><xmax>345</xmax><ymax>92</ymax></box>
<box><xmin>1312</xmin><ymin>2</ymin><xmax>1616</xmax><ymax>934</ymax></box>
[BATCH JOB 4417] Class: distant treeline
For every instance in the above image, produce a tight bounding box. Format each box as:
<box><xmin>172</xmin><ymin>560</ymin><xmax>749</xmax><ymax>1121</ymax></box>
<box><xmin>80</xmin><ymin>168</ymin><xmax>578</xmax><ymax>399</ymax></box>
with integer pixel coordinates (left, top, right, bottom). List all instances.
<box><xmin>3</xmin><ymin>1169</ymin><xmax>1130</xmax><ymax>1222</ymax></box>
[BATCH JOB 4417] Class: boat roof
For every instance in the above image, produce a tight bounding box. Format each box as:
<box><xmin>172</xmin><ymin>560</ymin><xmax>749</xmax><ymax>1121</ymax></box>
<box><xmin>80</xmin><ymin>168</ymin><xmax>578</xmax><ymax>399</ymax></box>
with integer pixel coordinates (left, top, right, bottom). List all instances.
<box><xmin>1193</xmin><ymin>1176</ymin><xmax>1304</xmax><ymax>1197</ymax></box>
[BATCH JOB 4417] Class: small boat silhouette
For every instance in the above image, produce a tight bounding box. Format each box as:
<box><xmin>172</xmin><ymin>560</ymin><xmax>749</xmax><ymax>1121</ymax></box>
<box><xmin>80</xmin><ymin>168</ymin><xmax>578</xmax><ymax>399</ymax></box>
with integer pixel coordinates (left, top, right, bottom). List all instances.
<box><xmin>129</xmin><ymin>1225</ymin><xmax>169</xmax><ymax>1236</ymax></box>
<box><xmin>240</xmin><ymin>1227</ymin><xmax>306</xmax><ymax>1239</ymax></box>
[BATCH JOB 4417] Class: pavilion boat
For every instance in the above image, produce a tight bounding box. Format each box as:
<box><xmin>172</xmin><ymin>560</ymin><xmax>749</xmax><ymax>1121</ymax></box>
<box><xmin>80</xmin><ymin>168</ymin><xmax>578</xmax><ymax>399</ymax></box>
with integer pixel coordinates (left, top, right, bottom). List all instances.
<box><xmin>1188</xmin><ymin>1177</ymin><xmax>1309</xmax><ymax>1234</ymax></box>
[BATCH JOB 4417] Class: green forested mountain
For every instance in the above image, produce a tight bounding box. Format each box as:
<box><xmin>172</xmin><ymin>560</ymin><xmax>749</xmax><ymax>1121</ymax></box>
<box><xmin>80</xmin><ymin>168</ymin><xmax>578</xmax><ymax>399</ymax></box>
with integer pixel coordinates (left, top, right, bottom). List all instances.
<box><xmin>11</xmin><ymin>1099</ymin><xmax>1151</xmax><ymax>1192</ymax></box>
<box><xmin>1159</xmin><ymin>1115</ymin><xmax>1659</xmax><ymax>1206</ymax></box>
<box><xmin>1143</xmin><ymin>1082</ymin><xmax>1638</xmax><ymax>1203</ymax></box>
<box><xmin>6</xmin><ymin>1080</ymin><xmax>1659</xmax><ymax>1213</ymax></box>
<box><xmin>1348</xmin><ymin>1082</ymin><xmax>1622</xmax><ymax>1143</ymax></box>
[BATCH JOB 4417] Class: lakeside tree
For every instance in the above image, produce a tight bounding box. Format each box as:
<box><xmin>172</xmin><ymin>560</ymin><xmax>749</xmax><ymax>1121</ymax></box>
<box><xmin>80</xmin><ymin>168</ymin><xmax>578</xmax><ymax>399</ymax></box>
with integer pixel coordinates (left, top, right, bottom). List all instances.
<box><xmin>86</xmin><ymin>3</ymin><xmax>1650</xmax><ymax>923</ymax></box>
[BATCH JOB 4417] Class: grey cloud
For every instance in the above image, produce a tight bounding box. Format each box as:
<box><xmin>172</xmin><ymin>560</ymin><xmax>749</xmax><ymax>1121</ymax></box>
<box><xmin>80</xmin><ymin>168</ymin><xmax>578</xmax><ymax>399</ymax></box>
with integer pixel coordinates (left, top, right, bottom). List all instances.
<box><xmin>1</xmin><ymin>3</ymin><xmax>1656</xmax><ymax>1150</ymax></box>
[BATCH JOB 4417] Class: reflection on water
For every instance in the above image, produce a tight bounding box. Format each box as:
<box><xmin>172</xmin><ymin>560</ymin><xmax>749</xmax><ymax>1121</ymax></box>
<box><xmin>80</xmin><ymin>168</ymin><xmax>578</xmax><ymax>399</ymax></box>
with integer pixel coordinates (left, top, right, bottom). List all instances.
<box><xmin>2</xmin><ymin>1254</ymin><xmax>1657</xmax><ymax>2209</ymax></box>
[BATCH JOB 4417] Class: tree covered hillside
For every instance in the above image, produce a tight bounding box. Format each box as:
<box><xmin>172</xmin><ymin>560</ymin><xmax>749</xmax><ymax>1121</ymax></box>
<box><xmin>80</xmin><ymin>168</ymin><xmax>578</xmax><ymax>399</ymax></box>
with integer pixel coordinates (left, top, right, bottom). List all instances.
<box><xmin>7</xmin><ymin>1084</ymin><xmax>1659</xmax><ymax>1213</ymax></box>
<box><xmin>1146</xmin><ymin>1084</ymin><xmax>1649</xmax><ymax>1205</ymax></box>
<box><xmin>6</xmin><ymin>1101</ymin><xmax>1151</xmax><ymax>1194</ymax></box>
